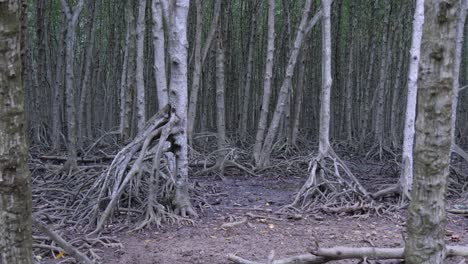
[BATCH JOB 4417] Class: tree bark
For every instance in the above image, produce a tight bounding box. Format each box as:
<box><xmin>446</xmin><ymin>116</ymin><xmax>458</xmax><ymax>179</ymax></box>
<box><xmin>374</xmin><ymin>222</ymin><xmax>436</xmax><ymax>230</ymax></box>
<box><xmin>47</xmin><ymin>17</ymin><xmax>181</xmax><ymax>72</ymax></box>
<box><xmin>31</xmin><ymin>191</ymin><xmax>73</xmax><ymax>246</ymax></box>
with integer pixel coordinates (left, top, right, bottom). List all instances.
<box><xmin>78</xmin><ymin>0</ymin><xmax>97</xmax><ymax>147</ymax></box>
<box><xmin>216</xmin><ymin>32</ymin><xmax>227</xmax><ymax>164</ymax></box>
<box><xmin>253</xmin><ymin>0</ymin><xmax>275</xmax><ymax>164</ymax></box>
<box><xmin>151</xmin><ymin>0</ymin><xmax>168</xmax><ymax>109</ymax></box>
<box><xmin>61</xmin><ymin>0</ymin><xmax>84</xmax><ymax>170</ymax></box>
<box><xmin>136</xmin><ymin>0</ymin><xmax>147</xmax><ymax>132</ymax></box>
<box><xmin>400</xmin><ymin>0</ymin><xmax>424</xmax><ymax>199</ymax></box>
<box><xmin>168</xmin><ymin>0</ymin><xmax>196</xmax><ymax>217</ymax></box>
<box><xmin>405</xmin><ymin>1</ymin><xmax>459</xmax><ymax>263</ymax></box>
<box><xmin>0</xmin><ymin>1</ymin><xmax>33</xmax><ymax>262</ymax></box>
<box><xmin>187</xmin><ymin>0</ymin><xmax>221</xmax><ymax>143</ymax></box>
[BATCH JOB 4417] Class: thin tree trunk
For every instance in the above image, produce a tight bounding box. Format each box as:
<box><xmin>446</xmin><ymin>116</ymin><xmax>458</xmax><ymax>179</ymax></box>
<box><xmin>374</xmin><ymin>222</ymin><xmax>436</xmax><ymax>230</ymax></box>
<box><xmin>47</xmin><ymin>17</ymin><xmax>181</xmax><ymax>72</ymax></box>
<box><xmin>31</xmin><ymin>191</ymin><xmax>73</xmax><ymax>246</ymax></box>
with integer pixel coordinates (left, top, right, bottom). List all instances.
<box><xmin>374</xmin><ymin>0</ymin><xmax>390</xmax><ymax>149</ymax></box>
<box><xmin>119</xmin><ymin>10</ymin><xmax>131</xmax><ymax>142</ymax></box>
<box><xmin>319</xmin><ymin>0</ymin><xmax>333</xmax><ymax>154</ymax></box>
<box><xmin>136</xmin><ymin>0</ymin><xmax>147</xmax><ymax>132</ymax></box>
<box><xmin>451</xmin><ymin>0</ymin><xmax>467</xmax><ymax>147</ymax></box>
<box><xmin>78</xmin><ymin>0</ymin><xmax>97</xmax><ymax>147</ymax></box>
<box><xmin>151</xmin><ymin>0</ymin><xmax>168</xmax><ymax>109</ymax></box>
<box><xmin>187</xmin><ymin>0</ymin><xmax>221</xmax><ymax>143</ymax></box>
<box><xmin>290</xmin><ymin>50</ymin><xmax>306</xmax><ymax>147</ymax></box>
<box><xmin>400</xmin><ymin>0</ymin><xmax>424</xmax><ymax>199</ymax></box>
<box><xmin>61</xmin><ymin>0</ymin><xmax>84</xmax><ymax>170</ymax></box>
<box><xmin>216</xmin><ymin>33</ymin><xmax>227</xmax><ymax>164</ymax></box>
<box><xmin>257</xmin><ymin>0</ymin><xmax>320</xmax><ymax>168</ymax></box>
<box><xmin>0</xmin><ymin>1</ymin><xmax>33</xmax><ymax>262</ymax></box>
<box><xmin>239</xmin><ymin>10</ymin><xmax>257</xmax><ymax>140</ymax></box>
<box><xmin>52</xmin><ymin>18</ymin><xmax>66</xmax><ymax>150</ymax></box>
<box><xmin>405</xmin><ymin>1</ymin><xmax>459</xmax><ymax>263</ymax></box>
<box><xmin>253</xmin><ymin>0</ymin><xmax>275</xmax><ymax>164</ymax></box>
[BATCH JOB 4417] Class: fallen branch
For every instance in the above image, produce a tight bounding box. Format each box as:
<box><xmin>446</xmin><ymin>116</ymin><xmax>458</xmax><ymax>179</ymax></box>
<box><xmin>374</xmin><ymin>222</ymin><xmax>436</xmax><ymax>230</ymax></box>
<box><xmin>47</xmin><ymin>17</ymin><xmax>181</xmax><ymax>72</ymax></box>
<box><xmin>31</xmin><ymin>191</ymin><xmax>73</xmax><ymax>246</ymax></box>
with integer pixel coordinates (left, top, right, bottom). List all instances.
<box><xmin>33</xmin><ymin>218</ymin><xmax>93</xmax><ymax>264</ymax></box>
<box><xmin>228</xmin><ymin>245</ymin><xmax>468</xmax><ymax>264</ymax></box>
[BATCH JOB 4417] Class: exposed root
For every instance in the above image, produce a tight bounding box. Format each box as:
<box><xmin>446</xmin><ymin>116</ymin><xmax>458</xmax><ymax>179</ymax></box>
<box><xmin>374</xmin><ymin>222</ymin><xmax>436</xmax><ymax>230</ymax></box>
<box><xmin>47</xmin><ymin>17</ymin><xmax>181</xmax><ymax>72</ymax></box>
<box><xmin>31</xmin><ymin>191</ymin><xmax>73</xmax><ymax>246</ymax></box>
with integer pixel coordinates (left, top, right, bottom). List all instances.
<box><xmin>67</xmin><ymin>105</ymin><xmax>199</xmax><ymax>235</ymax></box>
<box><xmin>288</xmin><ymin>146</ymin><xmax>370</xmax><ymax>213</ymax></box>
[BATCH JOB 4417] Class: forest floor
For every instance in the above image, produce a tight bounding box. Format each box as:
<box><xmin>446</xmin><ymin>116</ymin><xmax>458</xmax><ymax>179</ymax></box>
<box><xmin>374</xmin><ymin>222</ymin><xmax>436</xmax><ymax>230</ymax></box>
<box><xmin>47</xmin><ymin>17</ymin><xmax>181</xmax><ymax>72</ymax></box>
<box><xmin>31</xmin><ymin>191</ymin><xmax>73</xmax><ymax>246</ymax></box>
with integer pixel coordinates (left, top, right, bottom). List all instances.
<box><xmin>99</xmin><ymin>164</ymin><xmax>468</xmax><ymax>264</ymax></box>
<box><xmin>33</xmin><ymin>145</ymin><xmax>468</xmax><ymax>264</ymax></box>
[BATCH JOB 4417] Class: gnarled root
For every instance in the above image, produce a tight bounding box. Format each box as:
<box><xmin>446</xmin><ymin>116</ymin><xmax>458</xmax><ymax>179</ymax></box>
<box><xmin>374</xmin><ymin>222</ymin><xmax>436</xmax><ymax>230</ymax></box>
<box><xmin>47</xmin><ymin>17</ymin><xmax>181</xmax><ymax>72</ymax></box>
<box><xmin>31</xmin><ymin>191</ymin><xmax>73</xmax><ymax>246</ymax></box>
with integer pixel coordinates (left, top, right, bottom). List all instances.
<box><xmin>80</xmin><ymin>105</ymin><xmax>197</xmax><ymax>235</ymax></box>
<box><xmin>287</xmin><ymin>147</ymin><xmax>370</xmax><ymax>213</ymax></box>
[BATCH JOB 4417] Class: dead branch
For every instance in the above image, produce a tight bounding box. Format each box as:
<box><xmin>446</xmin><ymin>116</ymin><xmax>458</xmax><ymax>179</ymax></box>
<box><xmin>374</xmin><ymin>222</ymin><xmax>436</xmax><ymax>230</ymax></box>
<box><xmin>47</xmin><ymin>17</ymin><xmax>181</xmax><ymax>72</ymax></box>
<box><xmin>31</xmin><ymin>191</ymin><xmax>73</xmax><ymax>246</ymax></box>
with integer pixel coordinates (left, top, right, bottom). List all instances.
<box><xmin>33</xmin><ymin>218</ymin><xmax>93</xmax><ymax>264</ymax></box>
<box><xmin>228</xmin><ymin>245</ymin><xmax>468</xmax><ymax>264</ymax></box>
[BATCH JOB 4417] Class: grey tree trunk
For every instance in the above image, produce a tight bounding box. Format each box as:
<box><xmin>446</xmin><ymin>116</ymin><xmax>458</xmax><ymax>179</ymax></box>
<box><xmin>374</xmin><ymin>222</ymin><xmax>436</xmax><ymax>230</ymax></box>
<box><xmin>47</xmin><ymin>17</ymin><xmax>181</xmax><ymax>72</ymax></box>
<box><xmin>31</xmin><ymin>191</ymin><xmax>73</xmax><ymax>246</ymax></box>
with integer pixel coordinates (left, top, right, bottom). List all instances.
<box><xmin>240</xmin><ymin>10</ymin><xmax>257</xmax><ymax>139</ymax></box>
<box><xmin>253</xmin><ymin>0</ymin><xmax>275</xmax><ymax>164</ymax></box>
<box><xmin>52</xmin><ymin>21</ymin><xmax>66</xmax><ymax>150</ymax></box>
<box><xmin>0</xmin><ymin>1</ymin><xmax>33</xmax><ymax>262</ymax></box>
<box><xmin>151</xmin><ymin>0</ymin><xmax>168</xmax><ymax>109</ymax></box>
<box><xmin>400</xmin><ymin>0</ymin><xmax>424</xmax><ymax>199</ymax></box>
<box><xmin>78</xmin><ymin>0</ymin><xmax>97</xmax><ymax>147</ymax></box>
<box><xmin>187</xmin><ymin>0</ymin><xmax>221</xmax><ymax>143</ymax></box>
<box><xmin>168</xmin><ymin>0</ymin><xmax>196</xmax><ymax>217</ymax></box>
<box><xmin>257</xmin><ymin>0</ymin><xmax>319</xmax><ymax>168</ymax></box>
<box><xmin>61</xmin><ymin>0</ymin><xmax>84</xmax><ymax>170</ymax></box>
<box><xmin>405</xmin><ymin>1</ymin><xmax>459</xmax><ymax>263</ymax></box>
<box><xmin>136</xmin><ymin>0</ymin><xmax>147</xmax><ymax>132</ymax></box>
<box><xmin>216</xmin><ymin>33</ymin><xmax>227</xmax><ymax>164</ymax></box>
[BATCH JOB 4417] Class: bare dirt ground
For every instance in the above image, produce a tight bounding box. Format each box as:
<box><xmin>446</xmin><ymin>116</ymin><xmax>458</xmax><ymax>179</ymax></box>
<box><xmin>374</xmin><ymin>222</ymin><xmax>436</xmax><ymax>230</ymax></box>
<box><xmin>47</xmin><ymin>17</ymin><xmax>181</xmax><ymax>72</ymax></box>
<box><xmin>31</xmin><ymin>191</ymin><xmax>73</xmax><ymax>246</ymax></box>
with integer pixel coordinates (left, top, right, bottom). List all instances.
<box><xmin>96</xmin><ymin>175</ymin><xmax>468</xmax><ymax>264</ymax></box>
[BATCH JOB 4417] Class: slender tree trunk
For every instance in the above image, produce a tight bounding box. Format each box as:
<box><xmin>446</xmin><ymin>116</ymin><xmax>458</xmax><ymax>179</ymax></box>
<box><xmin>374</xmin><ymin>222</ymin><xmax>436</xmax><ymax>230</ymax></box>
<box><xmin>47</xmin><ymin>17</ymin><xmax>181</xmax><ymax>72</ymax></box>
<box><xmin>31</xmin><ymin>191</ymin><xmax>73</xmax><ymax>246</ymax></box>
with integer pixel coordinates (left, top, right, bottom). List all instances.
<box><xmin>61</xmin><ymin>0</ymin><xmax>84</xmax><ymax>170</ymax></box>
<box><xmin>0</xmin><ymin>1</ymin><xmax>33</xmax><ymax>262</ymax></box>
<box><xmin>400</xmin><ymin>0</ymin><xmax>424</xmax><ymax>199</ymax></box>
<box><xmin>290</xmin><ymin>50</ymin><xmax>306</xmax><ymax>147</ymax></box>
<box><xmin>257</xmin><ymin>0</ymin><xmax>321</xmax><ymax>167</ymax></box>
<box><xmin>253</xmin><ymin>0</ymin><xmax>275</xmax><ymax>164</ymax></box>
<box><xmin>151</xmin><ymin>0</ymin><xmax>168</xmax><ymax>109</ymax></box>
<box><xmin>119</xmin><ymin>10</ymin><xmax>131</xmax><ymax>142</ymax></box>
<box><xmin>216</xmin><ymin>33</ymin><xmax>227</xmax><ymax>164</ymax></box>
<box><xmin>136</xmin><ymin>0</ymin><xmax>147</xmax><ymax>132</ymax></box>
<box><xmin>187</xmin><ymin>0</ymin><xmax>221</xmax><ymax>144</ymax></box>
<box><xmin>52</xmin><ymin>18</ymin><xmax>66</xmax><ymax>150</ymax></box>
<box><xmin>240</xmin><ymin>10</ymin><xmax>257</xmax><ymax>139</ymax></box>
<box><xmin>78</xmin><ymin>0</ymin><xmax>97</xmax><ymax>147</ymax></box>
<box><xmin>374</xmin><ymin>0</ymin><xmax>390</xmax><ymax>148</ymax></box>
<box><xmin>405</xmin><ymin>1</ymin><xmax>459</xmax><ymax>263</ymax></box>
<box><xmin>168</xmin><ymin>0</ymin><xmax>196</xmax><ymax>217</ymax></box>
<box><xmin>319</xmin><ymin>0</ymin><xmax>332</xmax><ymax>154</ymax></box>
<box><xmin>451</xmin><ymin>0</ymin><xmax>467</xmax><ymax>146</ymax></box>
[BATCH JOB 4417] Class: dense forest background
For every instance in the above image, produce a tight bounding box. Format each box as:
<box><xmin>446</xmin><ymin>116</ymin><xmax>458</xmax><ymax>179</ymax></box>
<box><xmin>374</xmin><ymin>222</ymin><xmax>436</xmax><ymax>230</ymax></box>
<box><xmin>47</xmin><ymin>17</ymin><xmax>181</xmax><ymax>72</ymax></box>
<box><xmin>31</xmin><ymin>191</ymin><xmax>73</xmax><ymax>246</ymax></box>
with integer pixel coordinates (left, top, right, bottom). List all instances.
<box><xmin>23</xmin><ymin>0</ymin><xmax>468</xmax><ymax>153</ymax></box>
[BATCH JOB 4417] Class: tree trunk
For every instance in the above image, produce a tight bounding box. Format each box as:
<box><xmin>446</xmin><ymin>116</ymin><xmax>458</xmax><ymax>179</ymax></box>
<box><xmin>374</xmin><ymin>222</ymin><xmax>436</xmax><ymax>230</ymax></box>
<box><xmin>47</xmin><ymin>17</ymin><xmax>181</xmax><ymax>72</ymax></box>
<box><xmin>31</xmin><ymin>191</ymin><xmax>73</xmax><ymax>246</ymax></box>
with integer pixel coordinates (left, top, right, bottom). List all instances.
<box><xmin>51</xmin><ymin>18</ymin><xmax>66</xmax><ymax>150</ymax></box>
<box><xmin>405</xmin><ymin>1</ymin><xmax>459</xmax><ymax>263</ymax></box>
<box><xmin>257</xmin><ymin>0</ymin><xmax>319</xmax><ymax>168</ymax></box>
<box><xmin>253</xmin><ymin>0</ymin><xmax>275</xmax><ymax>164</ymax></box>
<box><xmin>136</xmin><ymin>0</ymin><xmax>147</xmax><ymax>132</ymax></box>
<box><xmin>319</xmin><ymin>0</ymin><xmax>332</xmax><ymax>154</ymax></box>
<box><xmin>151</xmin><ymin>0</ymin><xmax>168</xmax><ymax>109</ymax></box>
<box><xmin>216</xmin><ymin>33</ymin><xmax>227</xmax><ymax>164</ymax></box>
<box><xmin>239</xmin><ymin>9</ymin><xmax>257</xmax><ymax>140</ymax></box>
<box><xmin>168</xmin><ymin>0</ymin><xmax>196</xmax><ymax>217</ymax></box>
<box><xmin>400</xmin><ymin>0</ymin><xmax>424</xmax><ymax>199</ymax></box>
<box><xmin>187</xmin><ymin>0</ymin><xmax>221</xmax><ymax>144</ymax></box>
<box><xmin>0</xmin><ymin>1</ymin><xmax>33</xmax><ymax>262</ymax></box>
<box><xmin>451</xmin><ymin>0</ymin><xmax>467</xmax><ymax>146</ymax></box>
<box><xmin>61</xmin><ymin>0</ymin><xmax>85</xmax><ymax>170</ymax></box>
<box><xmin>78</xmin><ymin>0</ymin><xmax>97</xmax><ymax>147</ymax></box>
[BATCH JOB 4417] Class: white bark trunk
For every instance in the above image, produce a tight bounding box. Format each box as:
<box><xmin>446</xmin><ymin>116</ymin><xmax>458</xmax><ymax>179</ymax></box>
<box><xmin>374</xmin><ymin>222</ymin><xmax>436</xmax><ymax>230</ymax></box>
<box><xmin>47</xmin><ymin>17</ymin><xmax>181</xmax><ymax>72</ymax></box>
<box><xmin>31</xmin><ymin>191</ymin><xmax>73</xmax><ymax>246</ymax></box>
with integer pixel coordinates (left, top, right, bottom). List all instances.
<box><xmin>253</xmin><ymin>0</ymin><xmax>275</xmax><ymax>164</ymax></box>
<box><xmin>151</xmin><ymin>0</ymin><xmax>168</xmax><ymax>109</ymax></box>
<box><xmin>318</xmin><ymin>0</ymin><xmax>332</xmax><ymax>154</ymax></box>
<box><xmin>136</xmin><ymin>0</ymin><xmax>147</xmax><ymax>132</ymax></box>
<box><xmin>400</xmin><ymin>0</ymin><xmax>424</xmax><ymax>199</ymax></box>
<box><xmin>168</xmin><ymin>0</ymin><xmax>196</xmax><ymax>217</ymax></box>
